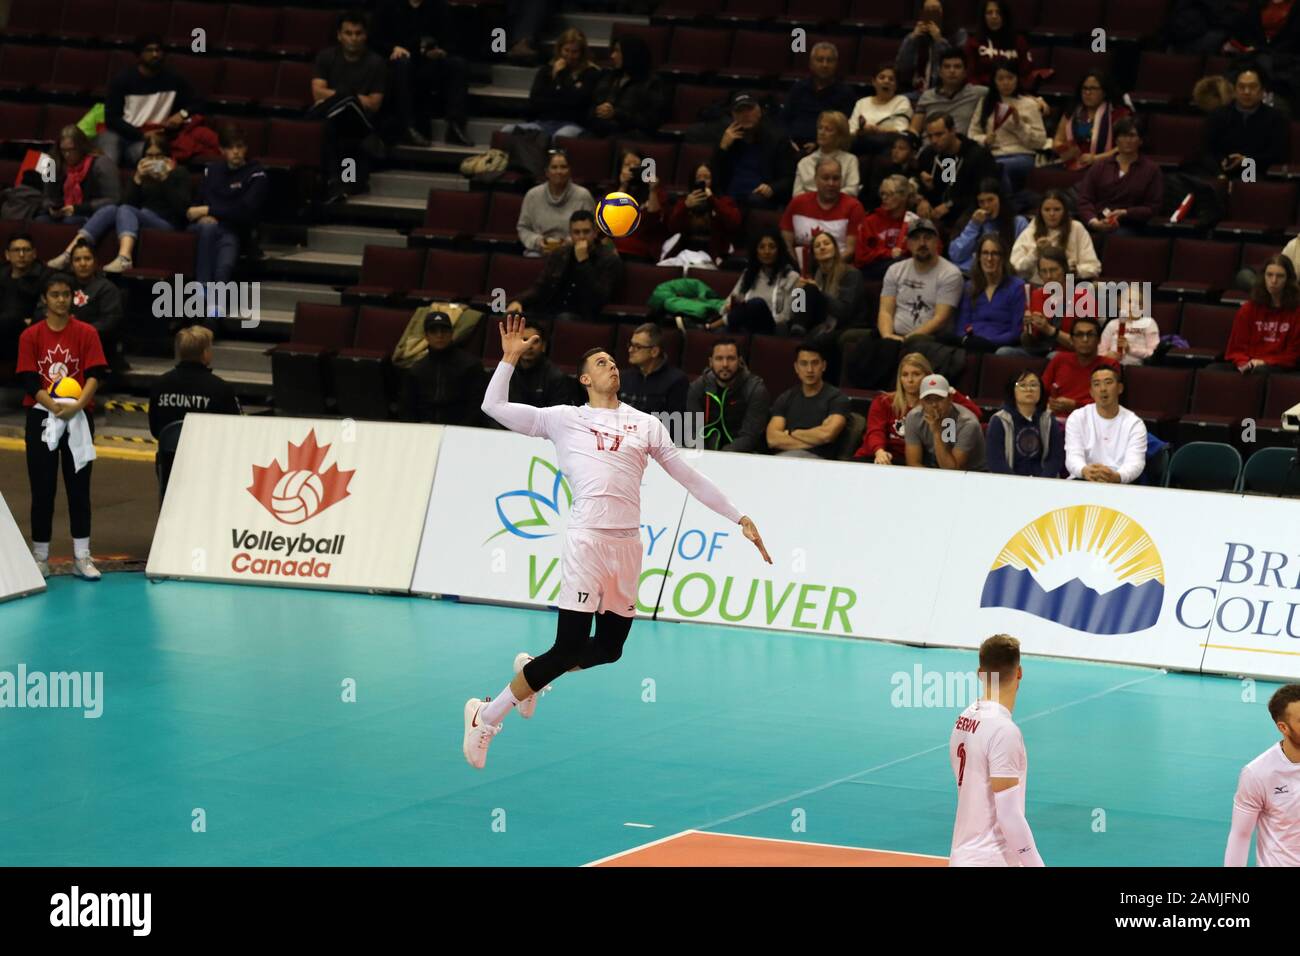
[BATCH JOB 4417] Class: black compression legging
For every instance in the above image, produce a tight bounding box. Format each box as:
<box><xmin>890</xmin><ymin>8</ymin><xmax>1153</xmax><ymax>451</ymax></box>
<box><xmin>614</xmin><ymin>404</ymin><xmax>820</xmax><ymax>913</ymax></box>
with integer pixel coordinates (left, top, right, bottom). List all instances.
<box><xmin>522</xmin><ymin>609</ymin><xmax>634</xmax><ymax>690</ymax></box>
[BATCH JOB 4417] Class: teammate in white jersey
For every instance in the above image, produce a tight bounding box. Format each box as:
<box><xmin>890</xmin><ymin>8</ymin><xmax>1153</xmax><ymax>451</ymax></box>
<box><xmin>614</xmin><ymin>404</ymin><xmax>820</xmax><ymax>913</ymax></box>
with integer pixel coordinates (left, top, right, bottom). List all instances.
<box><xmin>948</xmin><ymin>634</ymin><xmax>1045</xmax><ymax>866</ymax></box>
<box><xmin>1225</xmin><ymin>683</ymin><xmax>1300</xmax><ymax>866</ymax></box>
<box><xmin>462</xmin><ymin>315</ymin><xmax>773</xmax><ymax>768</ymax></box>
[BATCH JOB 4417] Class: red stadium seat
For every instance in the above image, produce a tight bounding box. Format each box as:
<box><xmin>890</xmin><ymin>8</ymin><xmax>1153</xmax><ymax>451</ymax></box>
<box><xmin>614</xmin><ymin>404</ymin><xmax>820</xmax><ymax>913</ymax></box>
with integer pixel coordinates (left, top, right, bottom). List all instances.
<box><xmin>109</xmin><ymin>1</ymin><xmax>172</xmax><ymax>46</ymax></box>
<box><xmin>608</xmin><ymin>24</ymin><xmax>670</xmax><ymax>69</ymax></box>
<box><xmin>124</xmin><ymin>230</ymin><xmax>197</xmax><ymax>281</ymax></box>
<box><xmin>485</xmin><ymin>255</ymin><xmax>547</xmax><ymax>304</ymax></box>
<box><xmin>663</xmin><ymin>85</ymin><xmax>730</xmax><ymax>136</ymax></box>
<box><xmin>1130</xmin><ymin>53</ymin><xmax>1204</xmax><ymax>109</ymax></box>
<box><xmin>1158</xmin><ymin>240</ymin><xmax>1239</xmax><ymax>299</ymax></box>
<box><xmin>167</xmin><ymin>53</ymin><xmax>220</xmax><ymax>100</ymax></box>
<box><xmin>746</xmin><ymin>334</ymin><xmax>803</xmax><ymax>397</ymax></box>
<box><xmin>0</xmin><ymin>45</ymin><xmax>57</xmax><ymax>94</ymax></box>
<box><xmin>258</xmin><ymin>61</ymin><xmax>315</xmax><ymax>113</ymax></box>
<box><xmin>343</xmin><ymin>246</ymin><xmax>426</xmax><ymax>301</ymax></box>
<box><xmin>609</xmin><ymin>263</ymin><xmax>681</xmax><ymax>320</ymax></box>
<box><xmin>332</xmin><ymin>306</ymin><xmax>414</xmax><ymax>420</ymax></box>
<box><xmin>165</xmin><ymin>1</ymin><xmax>228</xmax><ymax>51</ymax></box>
<box><xmin>1168</xmin><ymin>303</ymin><xmax>1237</xmax><ymax>362</ymax></box>
<box><xmin>1144</xmin><ymin>114</ymin><xmax>1206</xmax><ymax>169</ymax></box>
<box><xmin>7</xmin><ymin>0</ymin><xmax>65</xmax><ymax>40</ymax></box>
<box><xmin>271</xmin><ymin>303</ymin><xmax>358</xmax><ymax>415</ymax></box>
<box><xmin>1179</xmin><ymin>369</ymin><xmax>1266</xmax><ymax>445</ymax></box>
<box><xmin>1214</xmin><ymin>182</ymin><xmax>1298</xmax><ymax>238</ymax></box>
<box><xmin>680</xmin><ymin>327</ymin><xmax>732</xmax><ymax>379</ymax></box>
<box><xmin>211</xmin><ymin>59</ymin><xmax>278</xmax><ymax>110</ymax></box>
<box><xmin>1106</xmin><ymin>0</ymin><xmax>1171</xmax><ymax>42</ymax></box>
<box><xmin>1101</xmin><ymin>237</ymin><xmax>1170</xmax><ymax>285</ymax></box>
<box><xmin>719</xmin><ymin>30</ymin><xmax>794</xmax><ymax>84</ymax></box>
<box><xmin>412</xmin><ymin>191</ymin><xmax>488</xmax><ymax>244</ymax></box>
<box><xmin>480</xmin><ymin>192</ymin><xmax>526</xmax><ymax>247</ymax></box>
<box><xmin>1122</xmin><ymin>366</ymin><xmax>1193</xmax><ymax>431</ymax></box>
<box><xmin>847</xmin><ymin>0</ymin><xmax>911</xmax><ymax>29</ymax></box>
<box><xmin>222</xmin><ymin>4</ymin><xmax>281</xmax><ymax>55</ymax></box>
<box><xmin>412</xmin><ymin>249</ymin><xmax>490</xmax><ymax>301</ymax></box>
<box><xmin>1031</xmin><ymin>0</ymin><xmax>1102</xmax><ymax>40</ymax></box>
<box><xmin>273</xmin><ymin>8</ymin><xmax>339</xmax><ymax>59</ymax></box>
<box><xmin>263</xmin><ymin>118</ymin><xmax>322</xmax><ymax>169</ymax></box>
<box><xmin>1039</xmin><ymin>48</ymin><xmax>1114</xmax><ymax>98</ymax></box>
<box><xmin>47</xmin><ymin>48</ymin><xmax>111</xmax><ymax>98</ymax></box>
<box><xmin>56</xmin><ymin>0</ymin><xmax>117</xmax><ymax>42</ymax></box>
<box><xmin>662</xmin><ymin>28</ymin><xmax>735</xmax><ymax>79</ymax></box>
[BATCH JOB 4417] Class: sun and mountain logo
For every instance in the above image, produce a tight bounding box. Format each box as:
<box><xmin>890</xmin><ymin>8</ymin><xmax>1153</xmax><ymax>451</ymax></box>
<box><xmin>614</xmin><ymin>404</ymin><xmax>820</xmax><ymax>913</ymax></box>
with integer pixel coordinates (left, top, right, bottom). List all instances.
<box><xmin>247</xmin><ymin>430</ymin><xmax>355</xmax><ymax>525</ymax></box>
<box><xmin>980</xmin><ymin>506</ymin><xmax>1164</xmax><ymax>634</ymax></box>
<box><xmin>486</xmin><ymin>457</ymin><xmax>572</xmax><ymax>542</ymax></box>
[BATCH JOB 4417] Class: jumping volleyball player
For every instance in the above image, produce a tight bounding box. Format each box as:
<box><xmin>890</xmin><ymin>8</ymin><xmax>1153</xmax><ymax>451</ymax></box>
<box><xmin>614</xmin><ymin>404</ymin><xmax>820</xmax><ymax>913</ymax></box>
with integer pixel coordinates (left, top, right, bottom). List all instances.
<box><xmin>948</xmin><ymin>635</ymin><xmax>1045</xmax><ymax>866</ymax></box>
<box><xmin>463</xmin><ymin>315</ymin><xmax>773</xmax><ymax>768</ymax></box>
<box><xmin>1225</xmin><ymin>683</ymin><xmax>1300</xmax><ymax>866</ymax></box>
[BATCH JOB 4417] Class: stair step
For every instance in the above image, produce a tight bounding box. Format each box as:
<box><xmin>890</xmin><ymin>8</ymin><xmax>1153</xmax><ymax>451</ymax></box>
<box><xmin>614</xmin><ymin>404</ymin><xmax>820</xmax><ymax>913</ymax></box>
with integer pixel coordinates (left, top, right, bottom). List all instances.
<box><xmin>262</xmin><ymin>246</ymin><xmax>363</xmax><ymax>269</ymax></box>
<box><xmin>123</xmin><ymin>356</ymin><xmax>273</xmax><ymax>389</ymax></box>
<box><xmin>304</xmin><ymin>225</ymin><xmax>407</xmax><ymax>255</ymax></box>
<box><xmin>552</xmin><ymin>12</ymin><xmax>647</xmax><ymax>46</ymax></box>
<box><xmin>369</xmin><ymin>170</ymin><xmax>467</xmax><ymax>200</ymax></box>
<box><xmin>431</xmin><ymin>117</ymin><xmax>509</xmax><ymax>147</ymax></box>
<box><xmin>258</xmin><ymin>282</ymin><xmax>341</xmax><ymax>312</ymax></box>
<box><xmin>469</xmin><ymin>83</ymin><xmax>530</xmax><ymax>103</ymax></box>
<box><xmin>490</xmin><ymin>63</ymin><xmax>537</xmax><ymax>90</ymax></box>
<box><xmin>211</xmin><ymin>340</ymin><xmax>273</xmax><ymax>374</ymax></box>
<box><xmin>338</xmin><ymin>195</ymin><xmax>427</xmax><ymax>213</ymax></box>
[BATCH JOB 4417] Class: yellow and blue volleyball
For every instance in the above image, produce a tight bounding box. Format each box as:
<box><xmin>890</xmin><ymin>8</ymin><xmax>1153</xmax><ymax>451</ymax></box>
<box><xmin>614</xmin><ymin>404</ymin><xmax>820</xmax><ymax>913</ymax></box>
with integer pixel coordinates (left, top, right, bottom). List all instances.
<box><xmin>52</xmin><ymin>377</ymin><xmax>82</xmax><ymax>399</ymax></box>
<box><xmin>595</xmin><ymin>191</ymin><xmax>641</xmax><ymax>238</ymax></box>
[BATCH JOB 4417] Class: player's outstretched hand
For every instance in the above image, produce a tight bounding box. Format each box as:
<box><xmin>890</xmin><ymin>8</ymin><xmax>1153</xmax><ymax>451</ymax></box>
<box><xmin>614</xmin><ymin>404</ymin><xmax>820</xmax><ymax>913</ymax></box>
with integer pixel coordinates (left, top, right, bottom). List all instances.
<box><xmin>740</xmin><ymin>516</ymin><xmax>772</xmax><ymax>564</ymax></box>
<box><xmin>499</xmin><ymin>313</ymin><xmax>539</xmax><ymax>363</ymax></box>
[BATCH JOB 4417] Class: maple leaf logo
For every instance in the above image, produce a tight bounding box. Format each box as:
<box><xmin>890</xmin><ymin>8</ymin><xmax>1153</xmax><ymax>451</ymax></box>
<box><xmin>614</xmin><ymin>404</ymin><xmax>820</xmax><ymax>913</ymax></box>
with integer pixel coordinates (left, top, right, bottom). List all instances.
<box><xmin>39</xmin><ymin>343</ymin><xmax>79</xmax><ymax>388</ymax></box>
<box><xmin>247</xmin><ymin>430</ymin><xmax>355</xmax><ymax>524</ymax></box>
<box><xmin>72</xmin><ymin>289</ymin><xmax>88</xmax><ymax>308</ymax></box>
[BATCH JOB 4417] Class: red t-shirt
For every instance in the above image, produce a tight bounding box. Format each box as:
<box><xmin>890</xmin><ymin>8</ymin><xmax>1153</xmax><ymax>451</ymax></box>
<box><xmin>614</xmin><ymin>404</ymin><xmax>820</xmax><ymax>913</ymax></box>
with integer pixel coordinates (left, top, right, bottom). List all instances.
<box><xmin>1041</xmin><ymin>351</ymin><xmax>1118</xmax><ymax>419</ymax></box>
<box><xmin>1224</xmin><ymin>301</ymin><xmax>1300</xmax><ymax>368</ymax></box>
<box><xmin>16</xmin><ymin>317</ymin><xmax>108</xmax><ymax>409</ymax></box>
<box><xmin>781</xmin><ymin>192</ymin><xmax>866</xmax><ymax>273</ymax></box>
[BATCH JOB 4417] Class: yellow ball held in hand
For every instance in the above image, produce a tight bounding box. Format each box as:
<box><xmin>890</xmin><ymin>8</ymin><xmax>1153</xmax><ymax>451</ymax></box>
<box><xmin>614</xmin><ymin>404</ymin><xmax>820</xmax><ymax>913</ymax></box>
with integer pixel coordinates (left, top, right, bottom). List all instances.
<box><xmin>52</xmin><ymin>377</ymin><xmax>82</xmax><ymax>400</ymax></box>
<box><xmin>595</xmin><ymin>191</ymin><xmax>642</xmax><ymax>238</ymax></box>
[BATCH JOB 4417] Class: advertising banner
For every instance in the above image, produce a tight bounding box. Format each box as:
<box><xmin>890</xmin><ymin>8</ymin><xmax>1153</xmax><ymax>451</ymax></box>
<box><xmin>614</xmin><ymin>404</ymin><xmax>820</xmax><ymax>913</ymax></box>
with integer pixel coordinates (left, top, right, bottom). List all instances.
<box><xmin>147</xmin><ymin>415</ymin><xmax>441</xmax><ymax>592</ymax></box>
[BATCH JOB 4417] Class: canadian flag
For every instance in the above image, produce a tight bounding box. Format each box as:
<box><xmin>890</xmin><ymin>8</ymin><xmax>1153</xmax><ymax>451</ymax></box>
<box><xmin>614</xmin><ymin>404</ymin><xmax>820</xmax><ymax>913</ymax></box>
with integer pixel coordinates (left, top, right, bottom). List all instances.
<box><xmin>15</xmin><ymin>149</ymin><xmax>56</xmax><ymax>187</ymax></box>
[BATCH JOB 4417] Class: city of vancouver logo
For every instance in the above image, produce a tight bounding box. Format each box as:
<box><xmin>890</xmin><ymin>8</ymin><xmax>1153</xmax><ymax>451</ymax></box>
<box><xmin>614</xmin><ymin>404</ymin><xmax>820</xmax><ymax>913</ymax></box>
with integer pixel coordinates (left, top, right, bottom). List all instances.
<box><xmin>486</xmin><ymin>457</ymin><xmax>572</xmax><ymax>542</ymax></box>
<box><xmin>980</xmin><ymin>506</ymin><xmax>1164</xmax><ymax>634</ymax></box>
<box><xmin>247</xmin><ymin>430</ymin><xmax>355</xmax><ymax>525</ymax></box>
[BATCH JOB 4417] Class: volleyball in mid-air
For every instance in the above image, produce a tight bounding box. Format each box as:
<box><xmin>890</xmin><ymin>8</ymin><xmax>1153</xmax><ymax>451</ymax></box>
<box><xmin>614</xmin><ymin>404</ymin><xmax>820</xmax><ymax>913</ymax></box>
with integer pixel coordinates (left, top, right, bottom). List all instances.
<box><xmin>271</xmin><ymin>469</ymin><xmax>325</xmax><ymax>524</ymax></box>
<box><xmin>52</xmin><ymin>377</ymin><xmax>82</xmax><ymax>399</ymax></box>
<box><xmin>595</xmin><ymin>192</ymin><xmax>641</xmax><ymax>238</ymax></box>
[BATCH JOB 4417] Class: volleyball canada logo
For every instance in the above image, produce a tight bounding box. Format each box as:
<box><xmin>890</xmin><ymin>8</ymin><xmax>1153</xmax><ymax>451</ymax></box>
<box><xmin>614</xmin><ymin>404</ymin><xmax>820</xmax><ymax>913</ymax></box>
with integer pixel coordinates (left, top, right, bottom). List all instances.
<box><xmin>980</xmin><ymin>506</ymin><xmax>1164</xmax><ymax>634</ymax></box>
<box><xmin>247</xmin><ymin>430</ymin><xmax>355</xmax><ymax>525</ymax></box>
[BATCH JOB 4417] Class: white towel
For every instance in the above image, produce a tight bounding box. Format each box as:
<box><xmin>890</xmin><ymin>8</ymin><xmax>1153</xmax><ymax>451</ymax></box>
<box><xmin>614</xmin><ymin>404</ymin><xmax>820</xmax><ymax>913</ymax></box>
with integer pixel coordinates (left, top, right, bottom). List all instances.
<box><xmin>42</xmin><ymin>402</ymin><xmax>97</xmax><ymax>472</ymax></box>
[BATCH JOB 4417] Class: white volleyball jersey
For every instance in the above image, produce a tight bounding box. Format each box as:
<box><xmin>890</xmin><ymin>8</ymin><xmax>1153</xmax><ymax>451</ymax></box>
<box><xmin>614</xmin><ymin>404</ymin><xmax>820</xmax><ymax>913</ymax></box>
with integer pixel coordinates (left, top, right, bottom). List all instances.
<box><xmin>1233</xmin><ymin>743</ymin><xmax>1300</xmax><ymax>867</ymax></box>
<box><xmin>949</xmin><ymin>699</ymin><xmax>1027</xmax><ymax>867</ymax></box>
<box><xmin>482</xmin><ymin>362</ymin><xmax>743</xmax><ymax>531</ymax></box>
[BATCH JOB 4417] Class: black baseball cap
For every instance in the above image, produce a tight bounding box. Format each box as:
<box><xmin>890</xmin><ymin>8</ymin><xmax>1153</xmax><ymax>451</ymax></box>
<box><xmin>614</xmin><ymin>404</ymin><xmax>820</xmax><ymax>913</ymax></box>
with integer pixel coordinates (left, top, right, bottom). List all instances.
<box><xmin>730</xmin><ymin>91</ymin><xmax>760</xmax><ymax>110</ymax></box>
<box><xmin>423</xmin><ymin>311</ymin><xmax>453</xmax><ymax>332</ymax></box>
<box><xmin>909</xmin><ymin>218</ymin><xmax>939</xmax><ymax>236</ymax></box>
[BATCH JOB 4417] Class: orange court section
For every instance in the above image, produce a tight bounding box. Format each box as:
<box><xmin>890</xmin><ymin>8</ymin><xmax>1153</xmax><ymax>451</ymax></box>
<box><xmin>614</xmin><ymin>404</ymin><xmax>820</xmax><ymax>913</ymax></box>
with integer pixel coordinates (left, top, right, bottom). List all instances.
<box><xmin>590</xmin><ymin>831</ymin><xmax>949</xmax><ymax>867</ymax></box>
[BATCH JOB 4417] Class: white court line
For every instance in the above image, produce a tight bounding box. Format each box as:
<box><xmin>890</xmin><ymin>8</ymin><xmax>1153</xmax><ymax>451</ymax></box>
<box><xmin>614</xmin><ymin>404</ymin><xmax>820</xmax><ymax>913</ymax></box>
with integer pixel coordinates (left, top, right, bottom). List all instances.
<box><xmin>693</xmin><ymin>830</ymin><xmax>948</xmax><ymax>859</ymax></box>
<box><xmin>694</xmin><ymin>669</ymin><xmax>1167</xmax><ymax>832</ymax></box>
<box><xmin>623</xmin><ymin>822</ymin><xmax>654</xmax><ymax>828</ymax></box>
<box><xmin>582</xmin><ymin>829</ymin><xmax>695</xmax><ymax>866</ymax></box>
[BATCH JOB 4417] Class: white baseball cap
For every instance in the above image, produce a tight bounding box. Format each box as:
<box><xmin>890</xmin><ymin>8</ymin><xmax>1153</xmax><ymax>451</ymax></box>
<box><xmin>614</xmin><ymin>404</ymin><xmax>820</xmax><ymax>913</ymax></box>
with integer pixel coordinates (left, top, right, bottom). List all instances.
<box><xmin>919</xmin><ymin>374</ymin><xmax>952</xmax><ymax>399</ymax></box>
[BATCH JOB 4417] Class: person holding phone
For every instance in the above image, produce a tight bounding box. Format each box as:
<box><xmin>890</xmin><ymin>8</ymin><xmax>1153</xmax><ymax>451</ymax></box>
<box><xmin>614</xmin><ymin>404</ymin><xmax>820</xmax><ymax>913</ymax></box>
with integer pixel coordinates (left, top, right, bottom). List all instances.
<box><xmin>46</xmin><ymin>131</ymin><xmax>191</xmax><ymax>276</ymax></box>
<box><xmin>661</xmin><ymin>164</ymin><xmax>743</xmax><ymax>265</ymax></box>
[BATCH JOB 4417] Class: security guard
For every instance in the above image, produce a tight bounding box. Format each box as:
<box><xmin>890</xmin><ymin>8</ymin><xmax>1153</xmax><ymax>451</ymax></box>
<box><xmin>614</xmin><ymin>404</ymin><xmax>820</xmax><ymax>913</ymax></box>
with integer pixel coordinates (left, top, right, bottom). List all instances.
<box><xmin>148</xmin><ymin>325</ymin><xmax>242</xmax><ymax>502</ymax></box>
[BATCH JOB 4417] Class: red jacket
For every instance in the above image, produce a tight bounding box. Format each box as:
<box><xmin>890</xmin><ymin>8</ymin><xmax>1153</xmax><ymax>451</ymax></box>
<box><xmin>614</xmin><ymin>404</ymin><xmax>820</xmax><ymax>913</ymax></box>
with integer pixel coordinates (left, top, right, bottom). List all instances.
<box><xmin>856</xmin><ymin>207</ymin><xmax>914</xmax><ymax>268</ymax></box>
<box><xmin>963</xmin><ymin>33</ymin><xmax>1034</xmax><ymax>86</ymax></box>
<box><xmin>855</xmin><ymin>388</ymin><xmax>982</xmax><ymax>461</ymax></box>
<box><xmin>1225</xmin><ymin>301</ymin><xmax>1300</xmax><ymax>368</ymax></box>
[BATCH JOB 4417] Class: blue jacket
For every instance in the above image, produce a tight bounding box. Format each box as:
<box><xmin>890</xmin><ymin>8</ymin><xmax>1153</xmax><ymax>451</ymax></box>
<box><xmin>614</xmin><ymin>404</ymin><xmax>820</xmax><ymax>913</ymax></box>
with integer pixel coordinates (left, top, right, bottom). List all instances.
<box><xmin>957</xmin><ymin>275</ymin><xmax>1027</xmax><ymax>346</ymax></box>
<box><xmin>987</xmin><ymin>404</ymin><xmax>1065</xmax><ymax>477</ymax></box>
<box><xmin>947</xmin><ymin>215</ymin><xmax>1029</xmax><ymax>273</ymax></box>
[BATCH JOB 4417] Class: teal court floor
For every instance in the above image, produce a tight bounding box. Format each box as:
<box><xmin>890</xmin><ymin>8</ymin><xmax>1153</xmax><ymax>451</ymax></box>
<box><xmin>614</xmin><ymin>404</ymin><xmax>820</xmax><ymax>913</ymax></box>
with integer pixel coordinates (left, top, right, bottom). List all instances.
<box><xmin>0</xmin><ymin>573</ymin><xmax>1279</xmax><ymax>866</ymax></box>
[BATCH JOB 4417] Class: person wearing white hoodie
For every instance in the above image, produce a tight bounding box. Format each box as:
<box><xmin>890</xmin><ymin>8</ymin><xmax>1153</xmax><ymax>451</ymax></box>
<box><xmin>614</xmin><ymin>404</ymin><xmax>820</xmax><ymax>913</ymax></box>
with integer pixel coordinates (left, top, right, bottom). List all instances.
<box><xmin>1010</xmin><ymin>189</ymin><xmax>1102</xmax><ymax>284</ymax></box>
